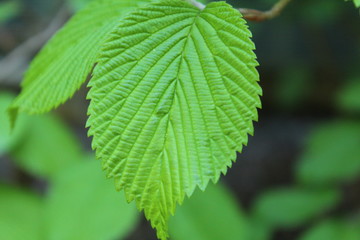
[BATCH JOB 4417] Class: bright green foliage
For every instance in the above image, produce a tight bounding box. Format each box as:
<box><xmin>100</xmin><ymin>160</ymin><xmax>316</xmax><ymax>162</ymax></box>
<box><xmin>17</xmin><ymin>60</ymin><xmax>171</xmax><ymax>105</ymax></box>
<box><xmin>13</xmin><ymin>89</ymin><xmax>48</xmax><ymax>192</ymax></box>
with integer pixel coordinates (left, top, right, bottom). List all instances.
<box><xmin>45</xmin><ymin>159</ymin><xmax>138</xmax><ymax>240</ymax></box>
<box><xmin>11</xmin><ymin>114</ymin><xmax>83</xmax><ymax>180</ymax></box>
<box><xmin>296</xmin><ymin>121</ymin><xmax>360</xmax><ymax>185</ymax></box>
<box><xmin>252</xmin><ymin>188</ymin><xmax>340</xmax><ymax>228</ymax></box>
<box><xmin>87</xmin><ymin>0</ymin><xmax>260</xmax><ymax>238</ymax></box>
<box><xmin>169</xmin><ymin>182</ymin><xmax>250</xmax><ymax>240</ymax></box>
<box><xmin>10</xmin><ymin>0</ymin><xmax>146</xmax><ymax>114</ymax></box>
<box><xmin>0</xmin><ymin>185</ymin><xmax>42</xmax><ymax>240</ymax></box>
<box><xmin>353</xmin><ymin>0</ymin><xmax>360</xmax><ymax>7</ymax></box>
<box><xmin>300</xmin><ymin>219</ymin><xmax>360</xmax><ymax>240</ymax></box>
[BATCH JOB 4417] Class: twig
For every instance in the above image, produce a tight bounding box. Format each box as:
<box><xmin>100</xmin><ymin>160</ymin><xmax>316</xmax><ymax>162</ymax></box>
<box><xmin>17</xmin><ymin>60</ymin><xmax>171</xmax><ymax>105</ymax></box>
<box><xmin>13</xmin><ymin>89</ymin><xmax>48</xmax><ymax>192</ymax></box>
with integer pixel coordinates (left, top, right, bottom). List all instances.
<box><xmin>239</xmin><ymin>0</ymin><xmax>293</xmax><ymax>22</ymax></box>
<box><xmin>188</xmin><ymin>0</ymin><xmax>205</xmax><ymax>10</ymax></box>
<box><xmin>188</xmin><ymin>0</ymin><xmax>292</xmax><ymax>22</ymax></box>
<box><xmin>0</xmin><ymin>5</ymin><xmax>70</xmax><ymax>86</ymax></box>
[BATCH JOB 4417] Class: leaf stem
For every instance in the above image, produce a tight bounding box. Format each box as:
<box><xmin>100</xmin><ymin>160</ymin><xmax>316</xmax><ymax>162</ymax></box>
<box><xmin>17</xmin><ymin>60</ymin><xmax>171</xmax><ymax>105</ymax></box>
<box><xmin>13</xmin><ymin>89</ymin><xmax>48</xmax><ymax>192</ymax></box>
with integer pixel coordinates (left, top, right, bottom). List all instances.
<box><xmin>187</xmin><ymin>0</ymin><xmax>205</xmax><ymax>10</ymax></box>
<box><xmin>188</xmin><ymin>0</ymin><xmax>293</xmax><ymax>22</ymax></box>
<box><xmin>238</xmin><ymin>0</ymin><xmax>293</xmax><ymax>22</ymax></box>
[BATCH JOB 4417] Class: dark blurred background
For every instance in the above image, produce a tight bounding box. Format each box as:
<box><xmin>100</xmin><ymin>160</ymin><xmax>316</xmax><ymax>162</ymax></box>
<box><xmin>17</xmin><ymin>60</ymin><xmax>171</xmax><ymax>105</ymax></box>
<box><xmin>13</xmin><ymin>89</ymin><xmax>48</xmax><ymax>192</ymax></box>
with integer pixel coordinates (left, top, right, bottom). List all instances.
<box><xmin>1</xmin><ymin>0</ymin><xmax>360</xmax><ymax>240</ymax></box>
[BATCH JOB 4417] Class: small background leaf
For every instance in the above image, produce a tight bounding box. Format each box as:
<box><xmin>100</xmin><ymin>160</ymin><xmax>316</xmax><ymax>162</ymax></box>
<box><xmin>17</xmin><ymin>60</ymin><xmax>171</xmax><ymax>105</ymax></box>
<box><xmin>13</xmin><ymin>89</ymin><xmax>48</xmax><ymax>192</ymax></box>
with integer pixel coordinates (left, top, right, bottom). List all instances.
<box><xmin>0</xmin><ymin>1</ymin><xmax>21</xmax><ymax>23</ymax></box>
<box><xmin>296</xmin><ymin>121</ymin><xmax>360</xmax><ymax>186</ymax></box>
<box><xmin>67</xmin><ymin>0</ymin><xmax>93</xmax><ymax>11</ymax></box>
<box><xmin>252</xmin><ymin>188</ymin><xmax>340</xmax><ymax>228</ymax></box>
<box><xmin>0</xmin><ymin>184</ymin><xmax>42</xmax><ymax>240</ymax></box>
<box><xmin>45</xmin><ymin>159</ymin><xmax>139</xmax><ymax>240</ymax></box>
<box><xmin>300</xmin><ymin>219</ymin><xmax>360</xmax><ymax>240</ymax></box>
<box><xmin>336</xmin><ymin>78</ymin><xmax>360</xmax><ymax>113</ymax></box>
<box><xmin>168</xmin><ymin>182</ymin><xmax>250</xmax><ymax>240</ymax></box>
<box><xmin>11</xmin><ymin>113</ymin><xmax>83</xmax><ymax>180</ymax></box>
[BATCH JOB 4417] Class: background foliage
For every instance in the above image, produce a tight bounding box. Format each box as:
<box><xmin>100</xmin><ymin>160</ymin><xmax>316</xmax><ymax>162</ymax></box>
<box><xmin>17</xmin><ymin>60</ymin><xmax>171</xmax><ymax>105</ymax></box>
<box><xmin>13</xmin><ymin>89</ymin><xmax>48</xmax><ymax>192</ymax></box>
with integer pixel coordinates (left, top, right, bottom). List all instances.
<box><xmin>0</xmin><ymin>0</ymin><xmax>360</xmax><ymax>239</ymax></box>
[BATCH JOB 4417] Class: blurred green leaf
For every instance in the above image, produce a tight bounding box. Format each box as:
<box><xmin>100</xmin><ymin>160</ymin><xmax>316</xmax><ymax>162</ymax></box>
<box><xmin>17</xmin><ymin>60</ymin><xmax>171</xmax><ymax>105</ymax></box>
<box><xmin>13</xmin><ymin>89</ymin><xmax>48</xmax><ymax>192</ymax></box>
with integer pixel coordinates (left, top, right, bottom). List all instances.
<box><xmin>0</xmin><ymin>1</ymin><xmax>20</xmax><ymax>23</ymax></box>
<box><xmin>169</xmin><ymin>182</ymin><xmax>250</xmax><ymax>240</ymax></box>
<box><xmin>248</xmin><ymin>220</ymin><xmax>272</xmax><ymax>240</ymax></box>
<box><xmin>336</xmin><ymin>78</ymin><xmax>360</xmax><ymax>113</ymax></box>
<box><xmin>0</xmin><ymin>92</ymin><xmax>28</xmax><ymax>155</ymax></box>
<box><xmin>273</xmin><ymin>65</ymin><xmax>312</xmax><ymax>110</ymax></box>
<box><xmin>252</xmin><ymin>188</ymin><xmax>340</xmax><ymax>228</ymax></box>
<box><xmin>45</xmin><ymin>159</ymin><xmax>139</xmax><ymax>240</ymax></box>
<box><xmin>0</xmin><ymin>184</ymin><xmax>42</xmax><ymax>240</ymax></box>
<box><xmin>300</xmin><ymin>219</ymin><xmax>360</xmax><ymax>240</ymax></box>
<box><xmin>296</xmin><ymin>121</ymin><xmax>360</xmax><ymax>185</ymax></box>
<box><xmin>356</xmin><ymin>0</ymin><xmax>360</xmax><ymax>7</ymax></box>
<box><xmin>345</xmin><ymin>0</ymin><xmax>360</xmax><ymax>8</ymax></box>
<box><xmin>302</xmin><ymin>0</ymin><xmax>342</xmax><ymax>25</ymax></box>
<box><xmin>67</xmin><ymin>0</ymin><xmax>93</xmax><ymax>11</ymax></box>
<box><xmin>11</xmin><ymin>114</ymin><xmax>83</xmax><ymax>180</ymax></box>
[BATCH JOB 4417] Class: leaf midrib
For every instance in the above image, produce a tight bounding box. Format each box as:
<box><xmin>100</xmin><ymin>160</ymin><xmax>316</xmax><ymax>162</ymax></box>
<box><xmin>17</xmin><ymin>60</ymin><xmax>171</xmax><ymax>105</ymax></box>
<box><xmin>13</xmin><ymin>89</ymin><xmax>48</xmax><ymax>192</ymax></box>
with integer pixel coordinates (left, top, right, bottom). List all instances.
<box><xmin>120</xmin><ymin>9</ymin><xmax>203</xmax><ymax>188</ymax></box>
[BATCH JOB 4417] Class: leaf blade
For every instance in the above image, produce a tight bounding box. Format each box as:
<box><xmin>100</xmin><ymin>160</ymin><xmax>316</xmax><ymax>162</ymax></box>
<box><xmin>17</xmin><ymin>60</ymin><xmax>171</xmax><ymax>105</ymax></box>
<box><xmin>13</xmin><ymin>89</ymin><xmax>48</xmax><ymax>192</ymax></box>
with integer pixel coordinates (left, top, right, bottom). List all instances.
<box><xmin>87</xmin><ymin>0</ymin><xmax>261</xmax><ymax>239</ymax></box>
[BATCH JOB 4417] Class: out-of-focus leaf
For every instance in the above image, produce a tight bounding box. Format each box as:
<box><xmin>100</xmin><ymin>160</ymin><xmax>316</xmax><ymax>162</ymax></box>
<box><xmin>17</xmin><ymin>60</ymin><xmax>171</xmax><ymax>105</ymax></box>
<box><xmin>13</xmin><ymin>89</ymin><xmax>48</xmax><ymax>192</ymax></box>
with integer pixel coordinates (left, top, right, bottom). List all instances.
<box><xmin>0</xmin><ymin>1</ymin><xmax>20</xmax><ymax>23</ymax></box>
<box><xmin>336</xmin><ymin>79</ymin><xmax>360</xmax><ymax>113</ymax></box>
<box><xmin>0</xmin><ymin>184</ymin><xmax>42</xmax><ymax>240</ymax></box>
<box><xmin>11</xmin><ymin>114</ymin><xmax>83</xmax><ymax>180</ymax></box>
<box><xmin>45</xmin><ymin>159</ymin><xmax>139</xmax><ymax>240</ymax></box>
<box><xmin>302</xmin><ymin>0</ymin><xmax>342</xmax><ymax>25</ymax></box>
<box><xmin>356</xmin><ymin>0</ymin><xmax>360</xmax><ymax>7</ymax></box>
<box><xmin>345</xmin><ymin>0</ymin><xmax>360</xmax><ymax>8</ymax></box>
<box><xmin>273</xmin><ymin>65</ymin><xmax>312</xmax><ymax>110</ymax></box>
<box><xmin>67</xmin><ymin>0</ymin><xmax>93</xmax><ymax>11</ymax></box>
<box><xmin>252</xmin><ymin>188</ymin><xmax>340</xmax><ymax>228</ymax></box>
<box><xmin>248</xmin><ymin>220</ymin><xmax>272</xmax><ymax>240</ymax></box>
<box><xmin>300</xmin><ymin>219</ymin><xmax>360</xmax><ymax>240</ymax></box>
<box><xmin>168</xmin><ymin>182</ymin><xmax>250</xmax><ymax>240</ymax></box>
<box><xmin>296</xmin><ymin>121</ymin><xmax>360</xmax><ymax>185</ymax></box>
<box><xmin>0</xmin><ymin>92</ymin><xmax>28</xmax><ymax>155</ymax></box>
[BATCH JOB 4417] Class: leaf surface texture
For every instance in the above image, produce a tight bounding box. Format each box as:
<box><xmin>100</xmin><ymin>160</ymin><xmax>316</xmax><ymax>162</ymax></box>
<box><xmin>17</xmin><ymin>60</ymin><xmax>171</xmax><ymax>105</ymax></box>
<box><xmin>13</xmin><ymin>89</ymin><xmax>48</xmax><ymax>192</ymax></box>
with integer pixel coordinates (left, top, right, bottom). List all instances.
<box><xmin>87</xmin><ymin>0</ymin><xmax>261</xmax><ymax>239</ymax></box>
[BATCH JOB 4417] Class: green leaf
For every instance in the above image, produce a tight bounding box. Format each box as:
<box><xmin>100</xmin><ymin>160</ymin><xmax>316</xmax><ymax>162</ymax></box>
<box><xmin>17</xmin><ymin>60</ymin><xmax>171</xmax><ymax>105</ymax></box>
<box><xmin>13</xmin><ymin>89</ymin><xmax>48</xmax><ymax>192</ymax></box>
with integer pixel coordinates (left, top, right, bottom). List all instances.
<box><xmin>11</xmin><ymin>114</ymin><xmax>83</xmax><ymax>180</ymax></box>
<box><xmin>67</xmin><ymin>0</ymin><xmax>93</xmax><ymax>11</ymax></box>
<box><xmin>45</xmin><ymin>159</ymin><xmax>139</xmax><ymax>240</ymax></box>
<box><xmin>0</xmin><ymin>184</ymin><xmax>42</xmax><ymax>240</ymax></box>
<box><xmin>252</xmin><ymin>188</ymin><xmax>340</xmax><ymax>228</ymax></box>
<box><xmin>300</xmin><ymin>219</ymin><xmax>360</xmax><ymax>240</ymax></box>
<box><xmin>0</xmin><ymin>91</ymin><xmax>28</xmax><ymax>155</ymax></box>
<box><xmin>11</xmin><ymin>0</ymin><xmax>146</xmax><ymax>114</ymax></box>
<box><xmin>169</xmin><ymin>182</ymin><xmax>250</xmax><ymax>240</ymax></box>
<box><xmin>87</xmin><ymin>0</ymin><xmax>260</xmax><ymax>238</ymax></box>
<box><xmin>296</xmin><ymin>121</ymin><xmax>360</xmax><ymax>186</ymax></box>
<box><xmin>336</xmin><ymin>78</ymin><xmax>360</xmax><ymax>113</ymax></box>
<box><xmin>345</xmin><ymin>0</ymin><xmax>360</xmax><ymax>8</ymax></box>
<box><xmin>0</xmin><ymin>1</ymin><xmax>20</xmax><ymax>23</ymax></box>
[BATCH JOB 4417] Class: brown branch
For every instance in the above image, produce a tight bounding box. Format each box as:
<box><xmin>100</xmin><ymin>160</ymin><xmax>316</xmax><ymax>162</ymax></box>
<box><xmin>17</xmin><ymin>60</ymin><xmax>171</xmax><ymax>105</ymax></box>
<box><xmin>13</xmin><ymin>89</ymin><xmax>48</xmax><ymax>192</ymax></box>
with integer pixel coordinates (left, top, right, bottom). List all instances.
<box><xmin>239</xmin><ymin>0</ymin><xmax>293</xmax><ymax>22</ymax></box>
<box><xmin>0</xmin><ymin>5</ymin><xmax>70</xmax><ymax>86</ymax></box>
